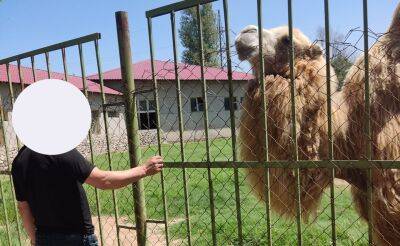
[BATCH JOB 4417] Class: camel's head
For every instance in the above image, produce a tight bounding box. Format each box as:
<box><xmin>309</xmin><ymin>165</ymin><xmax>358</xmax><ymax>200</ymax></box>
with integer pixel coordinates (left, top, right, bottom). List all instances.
<box><xmin>235</xmin><ymin>25</ymin><xmax>323</xmax><ymax>76</ymax></box>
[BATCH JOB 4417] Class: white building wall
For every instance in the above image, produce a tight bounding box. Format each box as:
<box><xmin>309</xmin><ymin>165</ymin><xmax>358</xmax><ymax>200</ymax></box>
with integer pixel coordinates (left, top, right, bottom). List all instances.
<box><xmin>134</xmin><ymin>80</ymin><xmax>246</xmax><ymax>132</ymax></box>
<box><xmin>104</xmin><ymin>79</ymin><xmax>247</xmax><ymax>132</ymax></box>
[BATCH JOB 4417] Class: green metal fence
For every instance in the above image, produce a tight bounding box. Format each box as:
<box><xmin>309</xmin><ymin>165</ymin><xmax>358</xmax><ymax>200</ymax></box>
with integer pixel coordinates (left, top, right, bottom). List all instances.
<box><xmin>1</xmin><ymin>0</ymin><xmax>400</xmax><ymax>245</ymax></box>
<box><xmin>0</xmin><ymin>32</ymin><xmax>142</xmax><ymax>245</ymax></box>
<box><xmin>143</xmin><ymin>0</ymin><xmax>400</xmax><ymax>245</ymax></box>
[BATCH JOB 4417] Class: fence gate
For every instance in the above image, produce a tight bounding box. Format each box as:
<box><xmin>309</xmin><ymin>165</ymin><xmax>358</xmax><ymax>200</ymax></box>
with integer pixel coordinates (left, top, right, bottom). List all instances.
<box><xmin>0</xmin><ymin>32</ymin><xmax>145</xmax><ymax>245</ymax></box>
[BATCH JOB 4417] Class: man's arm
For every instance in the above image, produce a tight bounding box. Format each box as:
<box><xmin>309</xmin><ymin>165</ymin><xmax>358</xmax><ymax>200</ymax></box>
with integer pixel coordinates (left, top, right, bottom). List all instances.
<box><xmin>17</xmin><ymin>201</ymin><xmax>35</xmax><ymax>245</ymax></box>
<box><xmin>85</xmin><ymin>156</ymin><xmax>163</xmax><ymax>190</ymax></box>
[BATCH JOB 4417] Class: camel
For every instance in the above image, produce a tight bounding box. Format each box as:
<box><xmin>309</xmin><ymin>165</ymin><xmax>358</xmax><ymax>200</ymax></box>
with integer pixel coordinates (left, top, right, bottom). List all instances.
<box><xmin>235</xmin><ymin>25</ymin><xmax>349</xmax><ymax>220</ymax></box>
<box><xmin>236</xmin><ymin>3</ymin><xmax>400</xmax><ymax>244</ymax></box>
<box><xmin>341</xmin><ymin>3</ymin><xmax>400</xmax><ymax>245</ymax></box>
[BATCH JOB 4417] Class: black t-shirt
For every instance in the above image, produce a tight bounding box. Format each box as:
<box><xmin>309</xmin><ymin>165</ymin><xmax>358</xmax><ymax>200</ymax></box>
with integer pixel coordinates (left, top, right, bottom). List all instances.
<box><xmin>11</xmin><ymin>146</ymin><xmax>95</xmax><ymax>234</ymax></box>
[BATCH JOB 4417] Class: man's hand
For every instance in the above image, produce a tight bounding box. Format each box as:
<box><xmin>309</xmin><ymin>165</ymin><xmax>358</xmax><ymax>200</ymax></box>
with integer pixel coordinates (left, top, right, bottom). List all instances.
<box><xmin>142</xmin><ymin>156</ymin><xmax>164</xmax><ymax>176</ymax></box>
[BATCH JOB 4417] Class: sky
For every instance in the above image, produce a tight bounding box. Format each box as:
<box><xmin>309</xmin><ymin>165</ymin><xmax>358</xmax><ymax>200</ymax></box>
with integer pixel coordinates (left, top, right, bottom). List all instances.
<box><xmin>0</xmin><ymin>0</ymin><xmax>399</xmax><ymax>75</ymax></box>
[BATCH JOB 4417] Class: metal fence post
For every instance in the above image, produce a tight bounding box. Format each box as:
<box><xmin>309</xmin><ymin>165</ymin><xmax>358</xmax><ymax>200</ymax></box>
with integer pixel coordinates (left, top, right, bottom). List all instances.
<box><xmin>115</xmin><ymin>11</ymin><xmax>147</xmax><ymax>246</ymax></box>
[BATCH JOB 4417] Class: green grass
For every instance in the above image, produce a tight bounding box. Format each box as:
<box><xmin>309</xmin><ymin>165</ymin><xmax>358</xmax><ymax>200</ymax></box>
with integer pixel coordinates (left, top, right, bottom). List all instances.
<box><xmin>0</xmin><ymin>138</ymin><xmax>368</xmax><ymax>245</ymax></box>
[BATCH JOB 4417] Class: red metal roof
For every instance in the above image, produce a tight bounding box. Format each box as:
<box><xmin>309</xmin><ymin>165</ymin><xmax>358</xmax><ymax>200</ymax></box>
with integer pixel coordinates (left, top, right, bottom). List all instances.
<box><xmin>88</xmin><ymin>59</ymin><xmax>254</xmax><ymax>81</ymax></box>
<box><xmin>0</xmin><ymin>64</ymin><xmax>121</xmax><ymax>95</ymax></box>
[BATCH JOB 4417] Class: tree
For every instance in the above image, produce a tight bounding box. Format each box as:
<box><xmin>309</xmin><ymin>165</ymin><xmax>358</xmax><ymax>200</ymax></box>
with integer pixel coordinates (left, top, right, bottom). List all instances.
<box><xmin>316</xmin><ymin>27</ymin><xmax>353</xmax><ymax>90</ymax></box>
<box><xmin>331</xmin><ymin>53</ymin><xmax>353</xmax><ymax>90</ymax></box>
<box><xmin>179</xmin><ymin>4</ymin><xmax>220</xmax><ymax>67</ymax></box>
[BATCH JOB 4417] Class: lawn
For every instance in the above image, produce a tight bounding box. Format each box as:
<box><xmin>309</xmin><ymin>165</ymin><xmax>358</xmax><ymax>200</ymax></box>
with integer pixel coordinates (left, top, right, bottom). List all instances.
<box><xmin>0</xmin><ymin>138</ymin><xmax>368</xmax><ymax>245</ymax></box>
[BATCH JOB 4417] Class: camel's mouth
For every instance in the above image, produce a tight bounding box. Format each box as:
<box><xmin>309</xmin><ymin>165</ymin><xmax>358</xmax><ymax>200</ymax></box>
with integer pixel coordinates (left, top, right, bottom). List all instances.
<box><xmin>235</xmin><ymin>42</ymin><xmax>258</xmax><ymax>61</ymax></box>
<box><xmin>235</xmin><ymin>25</ymin><xmax>260</xmax><ymax>61</ymax></box>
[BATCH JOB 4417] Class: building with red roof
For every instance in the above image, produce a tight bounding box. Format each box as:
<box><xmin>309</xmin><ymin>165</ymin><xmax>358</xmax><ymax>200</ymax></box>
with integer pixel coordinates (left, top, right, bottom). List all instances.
<box><xmin>0</xmin><ymin>64</ymin><xmax>120</xmax><ymax>95</ymax></box>
<box><xmin>88</xmin><ymin>59</ymin><xmax>253</xmax><ymax>92</ymax></box>
<box><xmin>89</xmin><ymin>59</ymin><xmax>253</xmax><ymax>132</ymax></box>
<box><xmin>0</xmin><ymin>64</ymin><xmax>124</xmax><ymax>140</ymax></box>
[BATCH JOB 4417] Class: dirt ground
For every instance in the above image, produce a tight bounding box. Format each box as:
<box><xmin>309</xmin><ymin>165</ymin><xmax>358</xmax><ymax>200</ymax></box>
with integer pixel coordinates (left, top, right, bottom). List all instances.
<box><xmin>92</xmin><ymin>216</ymin><xmax>161</xmax><ymax>246</ymax></box>
<box><xmin>92</xmin><ymin>216</ymin><xmax>184</xmax><ymax>246</ymax></box>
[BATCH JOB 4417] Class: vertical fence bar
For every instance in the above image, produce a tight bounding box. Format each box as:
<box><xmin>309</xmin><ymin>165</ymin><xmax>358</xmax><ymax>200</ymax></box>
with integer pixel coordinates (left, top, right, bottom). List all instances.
<box><xmin>0</xmin><ymin>66</ymin><xmax>13</xmax><ymax>246</ymax></box>
<box><xmin>5</xmin><ymin>64</ymin><xmax>21</xmax><ymax>150</ymax></box>
<box><xmin>256</xmin><ymin>0</ymin><xmax>272</xmax><ymax>244</ymax></box>
<box><xmin>362</xmin><ymin>0</ymin><xmax>373</xmax><ymax>244</ymax></box>
<box><xmin>222</xmin><ymin>1</ymin><xmax>244</xmax><ymax>244</ymax></box>
<box><xmin>324</xmin><ymin>0</ymin><xmax>336</xmax><ymax>244</ymax></box>
<box><xmin>17</xmin><ymin>60</ymin><xmax>25</xmax><ymax>91</ymax></box>
<box><xmin>3</xmin><ymin>64</ymin><xmax>22</xmax><ymax>245</ymax></box>
<box><xmin>116</xmin><ymin>12</ymin><xmax>148</xmax><ymax>246</ymax></box>
<box><xmin>167</xmin><ymin>9</ymin><xmax>193</xmax><ymax>245</ymax></box>
<box><xmin>45</xmin><ymin>52</ymin><xmax>51</xmax><ymax>79</ymax></box>
<box><xmin>11</xmin><ymin>61</ymin><xmax>24</xmax><ymax>242</ymax></box>
<box><xmin>287</xmin><ymin>0</ymin><xmax>302</xmax><ymax>245</ymax></box>
<box><xmin>194</xmin><ymin>5</ymin><xmax>217</xmax><ymax>245</ymax></box>
<box><xmin>0</xmin><ymin>93</ymin><xmax>11</xmax><ymax>246</ymax></box>
<box><xmin>78</xmin><ymin>43</ymin><xmax>105</xmax><ymax>246</ymax></box>
<box><xmin>5</xmin><ymin>64</ymin><xmax>16</xmax><ymax>110</ymax></box>
<box><xmin>30</xmin><ymin>56</ymin><xmax>37</xmax><ymax>82</ymax></box>
<box><xmin>0</xmin><ymin>177</ymin><xmax>11</xmax><ymax>246</ymax></box>
<box><xmin>62</xmin><ymin>48</ymin><xmax>69</xmax><ymax>82</ymax></box>
<box><xmin>0</xmin><ymin>95</ymin><xmax>21</xmax><ymax>246</ymax></box>
<box><xmin>94</xmin><ymin>39</ymin><xmax>122</xmax><ymax>246</ymax></box>
<box><xmin>0</xmin><ymin>83</ymin><xmax>11</xmax><ymax>245</ymax></box>
<box><xmin>147</xmin><ymin>16</ymin><xmax>170</xmax><ymax>245</ymax></box>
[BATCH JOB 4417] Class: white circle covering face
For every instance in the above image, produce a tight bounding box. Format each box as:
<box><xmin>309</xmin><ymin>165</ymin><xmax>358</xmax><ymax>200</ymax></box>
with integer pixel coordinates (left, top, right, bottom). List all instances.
<box><xmin>12</xmin><ymin>79</ymin><xmax>91</xmax><ymax>155</ymax></box>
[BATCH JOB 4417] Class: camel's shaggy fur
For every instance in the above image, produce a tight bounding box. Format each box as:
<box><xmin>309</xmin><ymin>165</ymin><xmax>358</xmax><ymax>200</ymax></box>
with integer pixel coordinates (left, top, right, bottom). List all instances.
<box><xmin>236</xmin><ymin>26</ymin><xmax>348</xmax><ymax>220</ymax></box>
<box><xmin>342</xmin><ymin>4</ymin><xmax>400</xmax><ymax>245</ymax></box>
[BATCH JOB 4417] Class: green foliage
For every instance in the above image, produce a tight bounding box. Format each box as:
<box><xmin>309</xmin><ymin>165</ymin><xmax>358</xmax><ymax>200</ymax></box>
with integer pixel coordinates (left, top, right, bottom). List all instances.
<box><xmin>332</xmin><ymin>54</ymin><xmax>353</xmax><ymax>91</ymax></box>
<box><xmin>316</xmin><ymin>27</ymin><xmax>353</xmax><ymax>91</ymax></box>
<box><xmin>179</xmin><ymin>4</ymin><xmax>220</xmax><ymax>67</ymax></box>
<box><xmin>0</xmin><ymin>139</ymin><xmax>368</xmax><ymax>244</ymax></box>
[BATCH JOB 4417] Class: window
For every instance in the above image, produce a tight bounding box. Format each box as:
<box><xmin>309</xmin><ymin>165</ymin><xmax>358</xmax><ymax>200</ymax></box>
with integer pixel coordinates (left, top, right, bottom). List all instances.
<box><xmin>139</xmin><ymin>100</ymin><xmax>156</xmax><ymax>111</ymax></box>
<box><xmin>148</xmin><ymin>100</ymin><xmax>156</xmax><ymax>111</ymax></box>
<box><xmin>108</xmin><ymin>110</ymin><xmax>119</xmax><ymax>118</ymax></box>
<box><xmin>224</xmin><ymin>97</ymin><xmax>239</xmax><ymax>111</ymax></box>
<box><xmin>139</xmin><ymin>100</ymin><xmax>147</xmax><ymax>111</ymax></box>
<box><xmin>138</xmin><ymin>100</ymin><xmax>157</xmax><ymax>130</ymax></box>
<box><xmin>191</xmin><ymin>97</ymin><xmax>204</xmax><ymax>112</ymax></box>
<box><xmin>91</xmin><ymin>110</ymin><xmax>101</xmax><ymax>134</ymax></box>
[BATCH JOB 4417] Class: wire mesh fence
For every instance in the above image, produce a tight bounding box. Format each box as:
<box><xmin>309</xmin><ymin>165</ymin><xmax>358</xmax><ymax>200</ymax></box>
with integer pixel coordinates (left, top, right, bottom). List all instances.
<box><xmin>1</xmin><ymin>0</ymin><xmax>400</xmax><ymax>245</ymax></box>
<box><xmin>0</xmin><ymin>33</ymin><xmax>142</xmax><ymax>246</ymax></box>
<box><xmin>142</xmin><ymin>0</ymin><xmax>400</xmax><ymax>245</ymax></box>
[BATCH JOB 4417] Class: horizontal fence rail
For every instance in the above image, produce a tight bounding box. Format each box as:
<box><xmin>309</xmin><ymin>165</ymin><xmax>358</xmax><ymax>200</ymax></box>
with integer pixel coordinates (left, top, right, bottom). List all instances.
<box><xmin>163</xmin><ymin>160</ymin><xmax>400</xmax><ymax>169</ymax></box>
<box><xmin>0</xmin><ymin>33</ymin><xmax>101</xmax><ymax>65</ymax></box>
<box><xmin>146</xmin><ymin>0</ymin><xmax>218</xmax><ymax>18</ymax></box>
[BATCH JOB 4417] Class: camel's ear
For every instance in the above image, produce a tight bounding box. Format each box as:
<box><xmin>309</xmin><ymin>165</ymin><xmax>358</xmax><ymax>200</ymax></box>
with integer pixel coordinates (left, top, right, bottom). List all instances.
<box><xmin>306</xmin><ymin>44</ymin><xmax>323</xmax><ymax>59</ymax></box>
<box><xmin>389</xmin><ymin>3</ymin><xmax>400</xmax><ymax>32</ymax></box>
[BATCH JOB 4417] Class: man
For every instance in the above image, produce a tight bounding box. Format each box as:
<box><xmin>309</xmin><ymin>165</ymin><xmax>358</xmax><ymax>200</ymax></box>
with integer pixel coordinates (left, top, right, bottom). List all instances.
<box><xmin>11</xmin><ymin>146</ymin><xmax>163</xmax><ymax>245</ymax></box>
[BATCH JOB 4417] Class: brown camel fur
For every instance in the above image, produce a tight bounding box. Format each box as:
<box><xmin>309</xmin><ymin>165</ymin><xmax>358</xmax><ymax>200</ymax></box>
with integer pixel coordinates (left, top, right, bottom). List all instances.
<box><xmin>236</xmin><ymin>26</ymin><xmax>349</xmax><ymax>220</ymax></box>
<box><xmin>342</xmin><ymin>3</ymin><xmax>400</xmax><ymax>245</ymax></box>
